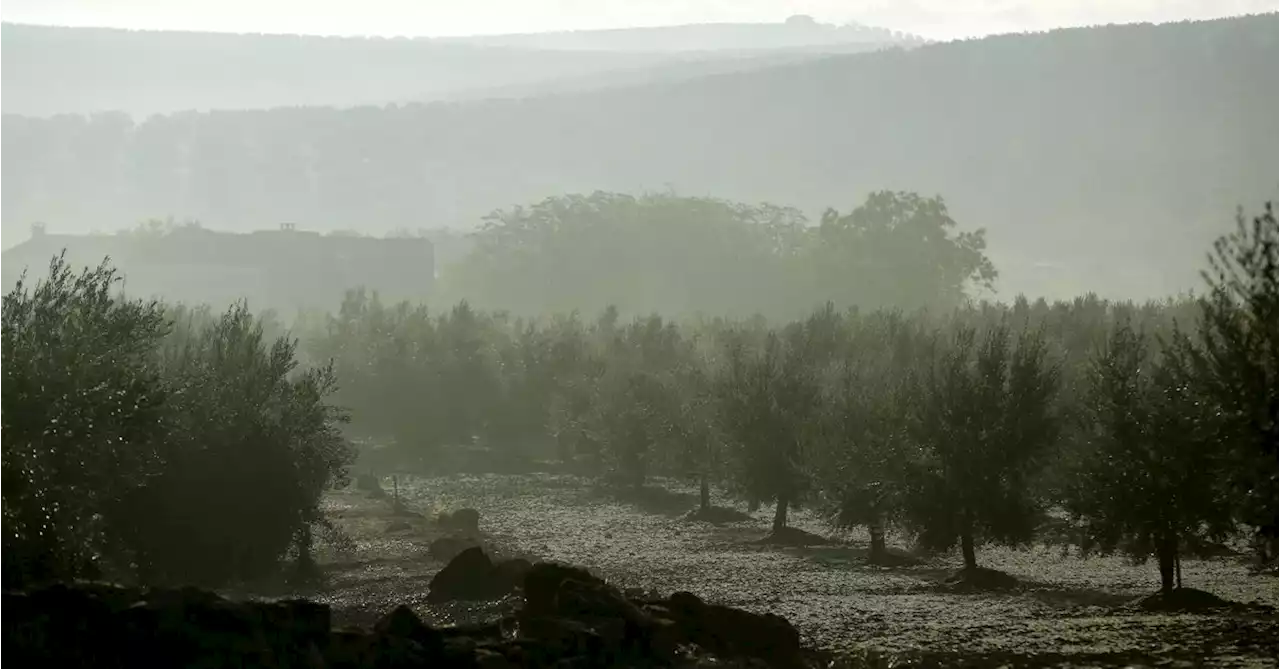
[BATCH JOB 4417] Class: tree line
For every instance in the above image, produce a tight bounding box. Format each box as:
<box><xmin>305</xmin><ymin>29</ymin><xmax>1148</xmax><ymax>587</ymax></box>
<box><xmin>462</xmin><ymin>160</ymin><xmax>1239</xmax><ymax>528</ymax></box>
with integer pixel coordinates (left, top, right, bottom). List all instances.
<box><xmin>3</xmin><ymin>202</ymin><xmax>1274</xmax><ymax>595</ymax></box>
<box><xmin>308</xmin><ymin>204</ymin><xmax>1276</xmax><ymax>591</ymax></box>
<box><xmin>442</xmin><ymin>190</ymin><xmax>995</xmax><ymax>319</ymax></box>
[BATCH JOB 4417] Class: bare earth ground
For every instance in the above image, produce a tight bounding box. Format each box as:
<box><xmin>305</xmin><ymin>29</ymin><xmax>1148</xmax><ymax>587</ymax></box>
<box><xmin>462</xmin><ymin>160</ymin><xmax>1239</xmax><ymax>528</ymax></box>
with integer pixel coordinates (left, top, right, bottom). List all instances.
<box><xmin>307</xmin><ymin>473</ymin><xmax>1278</xmax><ymax>668</ymax></box>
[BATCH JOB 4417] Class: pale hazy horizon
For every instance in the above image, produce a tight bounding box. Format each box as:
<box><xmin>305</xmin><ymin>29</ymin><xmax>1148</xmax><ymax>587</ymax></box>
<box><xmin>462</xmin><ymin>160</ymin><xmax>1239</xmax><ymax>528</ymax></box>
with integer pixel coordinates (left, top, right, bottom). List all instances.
<box><xmin>1</xmin><ymin>0</ymin><xmax>1275</xmax><ymax>41</ymax></box>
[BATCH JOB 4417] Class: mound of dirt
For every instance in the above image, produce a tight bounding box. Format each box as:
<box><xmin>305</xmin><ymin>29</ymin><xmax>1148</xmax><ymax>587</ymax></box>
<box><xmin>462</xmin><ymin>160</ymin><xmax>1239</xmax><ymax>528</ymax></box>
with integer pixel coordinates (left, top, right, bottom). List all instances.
<box><xmin>683</xmin><ymin>506</ymin><xmax>754</xmax><ymax>524</ymax></box>
<box><xmin>5</xmin><ymin>553</ymin><xmax>810</xmax><ymax>669</ymax></box>
<box><xmin>1130</xmin><ymin>588</ymin><xmax>1233</xmax><ymax>613</ymax></box>
<box><xmin>941</xmin><ymin>566</ymin><xmax>1021</xmax><ymax>592</ymax></box>
<box><xmin>755</xmin><ymin>526</ymin><xmax>830</xmax><ymax>547</ymax></box>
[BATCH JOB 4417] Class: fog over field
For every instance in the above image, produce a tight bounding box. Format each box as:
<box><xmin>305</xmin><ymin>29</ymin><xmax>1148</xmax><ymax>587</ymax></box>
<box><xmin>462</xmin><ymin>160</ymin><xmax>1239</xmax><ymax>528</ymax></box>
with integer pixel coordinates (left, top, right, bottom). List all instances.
<box><xmin>3</xmin><ymin>4</ymin><xmax>1277</xmax><ymax>669</ymax></box>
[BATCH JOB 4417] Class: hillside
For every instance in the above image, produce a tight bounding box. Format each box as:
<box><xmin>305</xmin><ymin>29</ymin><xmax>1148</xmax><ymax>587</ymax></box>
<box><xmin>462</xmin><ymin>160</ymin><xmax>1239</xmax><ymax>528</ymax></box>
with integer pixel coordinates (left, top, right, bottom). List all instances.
<box><xmin>438</xmin><ymin>15</ymin><xmax>924</xmax><ymax>52</ymax></box>
<box><xmin>2</xmin><ymin>14</ymin><xmax>1276</xmax><ymax>300</ymax></box>
<box><xmin>0</xmin><ymin>20</ymin><xmax>911</xmax><ymax>117</ymax></box>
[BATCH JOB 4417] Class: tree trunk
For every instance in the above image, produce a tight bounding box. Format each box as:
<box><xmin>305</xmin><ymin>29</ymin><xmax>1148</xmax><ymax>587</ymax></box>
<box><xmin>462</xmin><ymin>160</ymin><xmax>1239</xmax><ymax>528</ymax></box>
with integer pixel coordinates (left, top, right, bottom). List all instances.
<box><xmin>960</xmin><ymin>530</ymin><xmax>977</xmax><ymax>570</ymax></box>
<box><xmin>1156</xmin><ymin>531</ymin><xmax>1178</xmax><ymax>593</ymax></box>
<box><xmin>869</xmin><ymin>515</ymin><xmax>887</xmax><ymax>563</ymax></box>
<box><xmin>296</xmin><ymin>523</ymin><xmax>317</xmax><ymax>583</ymax></box>
<box><xmin>772</xmin><ymin>497</ymin><xmax>790</xmax><ymax>533</ymax></box>
<box><xmin>699</xmin><ymin>475</ymin><xmax>711</xmax><ymax>512</ymax></box>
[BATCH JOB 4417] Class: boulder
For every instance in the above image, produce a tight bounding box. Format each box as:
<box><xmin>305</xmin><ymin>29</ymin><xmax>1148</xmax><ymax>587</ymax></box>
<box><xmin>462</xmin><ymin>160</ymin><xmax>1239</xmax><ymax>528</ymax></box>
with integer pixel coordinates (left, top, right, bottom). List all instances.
<box><xmin>5</xmin><ymin>564</ymin><xmax>811</xmax><ymax>669</ymax></box>
<box><xmin>429</xmin><ymin>535</ymin><xmax>480</xmax><ymax>562</ymax></box>
<box><xmin>662</xmin><ymin>590</ymin><xmax>803</xmax><ymax>669</ymax></box>
<box><xmin>492</xmin><ymin>557</ymin><xmax>533</xmax><ymax>594</ymax></box>
<box><xmin>374</xmin><ymin>605</ymin><xmax>445</xmax><ymax>657</ymax></box>
<box><xmin>427</xmin><ymin>547</ymin><xmax>528</xmax><ymax>603</ymax></box>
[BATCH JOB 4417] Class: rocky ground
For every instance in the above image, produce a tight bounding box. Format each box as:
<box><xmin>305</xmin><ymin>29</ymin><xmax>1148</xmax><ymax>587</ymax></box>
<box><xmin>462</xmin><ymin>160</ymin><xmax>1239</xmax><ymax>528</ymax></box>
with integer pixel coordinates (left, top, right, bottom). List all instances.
<box><xmin>311</xmin><ymin>472</ymin><xmax>1278</xmax><ymax>668</ymax></box>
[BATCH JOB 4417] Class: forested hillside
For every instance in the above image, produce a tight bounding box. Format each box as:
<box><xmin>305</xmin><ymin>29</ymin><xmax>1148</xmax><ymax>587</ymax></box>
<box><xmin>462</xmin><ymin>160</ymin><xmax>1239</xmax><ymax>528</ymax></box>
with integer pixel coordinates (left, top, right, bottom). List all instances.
<box><xmin>0</xmin><ymin>19</ymin><xmax>910</xmax><ymax>117</ymax></box>
<box><xmin>2</xmin><ymin>15</ymin><xmax>1275</xmax><ymax>300</ymax></box>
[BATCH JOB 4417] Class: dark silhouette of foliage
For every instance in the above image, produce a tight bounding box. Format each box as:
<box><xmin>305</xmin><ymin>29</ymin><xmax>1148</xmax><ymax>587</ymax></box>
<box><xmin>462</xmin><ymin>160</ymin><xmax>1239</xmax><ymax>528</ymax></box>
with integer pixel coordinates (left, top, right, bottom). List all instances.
<box><xmin>811</xmin><ymin>192</ymin><xmax>998</xmax><ymax>310</ymax></box>
<box><xmin>119</xmin><ymin>304</ymin><xmax>356</xmax><ymax>586</ymax></box>
<box><xmin>714</xmin><ymin>329</ymin><xmax>822</xmax><ymax>531</ymax></box>
<box><xmin>1066</xmin><ymin>322</ymin><xmax>1236</xmax><ymax>592</ymax></box>
<box><xmin>2</xmin><ymin>255</ymin><xmax>354</xmax><ymax>589</ymax></box>
<box><xmin>1163</xmin><ymin>203</ymin><xmax>1278</xmax><ymax>563</ymax></box>
<box><xmin>901</xmin><ymin>323</ymin><xmax>1061</xmax><ymax>569</ymax></box>
<box><xmin>2</xmin><ymin>253</ymin><xmax>170</xmax><ymax>587</ymax></box>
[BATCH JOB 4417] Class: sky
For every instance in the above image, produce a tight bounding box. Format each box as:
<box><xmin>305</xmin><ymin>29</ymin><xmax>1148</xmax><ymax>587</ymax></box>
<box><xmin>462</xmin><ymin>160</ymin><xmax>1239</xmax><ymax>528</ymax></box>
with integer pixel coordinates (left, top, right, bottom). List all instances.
<box><xmin>0</xmin><ymin>0</ymin><xmax>1275</xmax><ymax>41</ymax></box>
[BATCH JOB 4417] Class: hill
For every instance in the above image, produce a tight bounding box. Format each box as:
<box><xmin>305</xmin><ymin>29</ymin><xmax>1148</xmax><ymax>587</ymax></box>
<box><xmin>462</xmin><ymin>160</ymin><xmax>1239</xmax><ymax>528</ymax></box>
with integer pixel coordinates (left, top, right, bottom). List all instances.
<box><xmin>437</xmin><ymin>14</ymin><xmax>923</xmax><ymax>52</ymax></box>
<box><xmin>0</xmin><ymin>20</ymin><xmax>913</xmax><ymax>117</ymax></box>
<box><xmin>1</xmin><ymin>15</ymin><xmax>1275</xmax><ymax>300</ymax></box>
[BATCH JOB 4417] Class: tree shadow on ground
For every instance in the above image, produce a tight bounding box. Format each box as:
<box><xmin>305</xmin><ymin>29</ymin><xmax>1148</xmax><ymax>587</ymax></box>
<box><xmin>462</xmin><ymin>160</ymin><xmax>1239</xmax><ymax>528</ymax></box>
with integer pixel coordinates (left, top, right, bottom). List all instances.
<box><xmin>1018</xmin><ymin>579</ymin><xmax>1137</xmax><ymax>610</ymax></box>
<box><xmin>825</xmin><ymin>646</ymin><xmax>1238</xmax><ymax>669</ymax></box>
<box><xmin>754</xmin><ymin>525</ymin><xmax>835</xmax><ymax>547</ymax></box>
<box><xmin>587</xmin><ymin>483</ymin><xmax>699</xmax><ymax>517</ymax></box>
<box><xmin>780</xmin><ymin>544</ymin><xmax>949</xmax><ymax>576</ymax></box>
<box><xmin>682</xmin><ymin>506</ymin><xmax>755</xmax><ymax>525</ymax></box>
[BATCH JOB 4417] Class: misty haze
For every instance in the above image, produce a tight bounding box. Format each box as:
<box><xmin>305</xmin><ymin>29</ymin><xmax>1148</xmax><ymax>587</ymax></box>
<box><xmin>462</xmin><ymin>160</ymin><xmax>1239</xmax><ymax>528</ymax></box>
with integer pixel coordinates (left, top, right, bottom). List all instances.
<box><xmin>2</xmin><ymin>4</ymin><xmax>1277</xmax><ymax>669</ymax></box>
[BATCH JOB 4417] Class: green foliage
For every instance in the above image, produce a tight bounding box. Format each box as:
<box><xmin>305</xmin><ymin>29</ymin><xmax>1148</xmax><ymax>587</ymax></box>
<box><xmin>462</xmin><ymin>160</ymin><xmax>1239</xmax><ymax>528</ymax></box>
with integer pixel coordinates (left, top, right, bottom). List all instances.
<box><xmin>450</xmin><ymin>192</ymin><xmax>811</xmax><ymax>318</ymax></box>
<box><xmin>120</xmin><ymin>303</ymin><xmax>355</xmax><ymax>586</ymax></box>
<box><xmin>2</xmin><ymin>254</ymin><xmax>354</xmax><ymax>589</ymax></box>
<box><xmin>811</xmin><ymin>192</ymin><xmax>998</xmax><ymax>310</ymax></box>
<box><xmin>901</xmin><ymin>323</ymin><xmax>1061</xmax><ymax>567</ymax></box>
<box><xmin>714</xmin><ymin>328</ymin><xmax>823</xmax><ymax>530</ymax></box>
<box><xmin>1165</xmin><ymin>204</ymin><xmax>1278</xmax><ymax>550</ymax></box>
<box><xmin>1066</xmin><ymin>322</ymin><xmax>1236</xmax><ymax>589</ymax></box>
<box><xmin>2</xmin><ymin>254</ymin><xmax>170</xmax><ymax>586</ymax></box>
<box><xmin>448</xmin><ymin>190</ymin><xmax>997</xmax><ymax>319</ymax></box>
<box><xmin>811</xmin><ymin>312</ymin><xmax>928</xmax><ymax>535</ymax></box>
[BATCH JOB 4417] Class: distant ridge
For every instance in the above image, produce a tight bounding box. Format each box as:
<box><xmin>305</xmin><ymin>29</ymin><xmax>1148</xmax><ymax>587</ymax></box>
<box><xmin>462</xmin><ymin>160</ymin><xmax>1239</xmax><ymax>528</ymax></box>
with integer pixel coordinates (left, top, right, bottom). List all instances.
<box><xmin>434</xmin><ymin>15</ymin><xmax>926</xmax><ymax>52</ymax></box>
<box><xmin>0</xmin><ymin>19</ymin><xmax>917</xmax><ymax>117</ymax></box>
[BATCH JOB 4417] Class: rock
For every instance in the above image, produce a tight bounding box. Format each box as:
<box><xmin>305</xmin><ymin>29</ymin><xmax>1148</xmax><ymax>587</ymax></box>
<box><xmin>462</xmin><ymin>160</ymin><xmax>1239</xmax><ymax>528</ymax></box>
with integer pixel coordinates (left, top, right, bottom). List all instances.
<box><xmin>519</xmin><ymin>562</ymin><xmax>660</xmax><ymax>664</ymax></box>
<box><xmin>430</xmin><ymin>546</ymin><xmax>513</xmax><ymax>602</ymax></box>
<box><xmin>475</xmin><ymin>647</ymin><xmax>514</xmax><ymax>669</ymax></box>
<box><xmin>492</xmin><ymin>558</ymin><xmax>533</xmax><ymax>594</ymax></box>
<box><xmin>662</xmin><ymin>590</ymin><xmax>803</xmax><ymax>669</ymax></box>
<box><xmin>430</xmin><ymin>535</ymin><xmax>480</xmax><ymax>562</ymax></box>
<box><xmin>5</xmin><ymin>564</ymin><xmax>812</xmax><ymax>669</ymax></box>
<box><xmin>522</xmin><ymin>562</ymin><xmax>608</xmax><ymax>617</ymax></box>
<box><xmin>374</xmin><ymin>605</ymin><xmax>444</xmax><ymax>654</ymax></box>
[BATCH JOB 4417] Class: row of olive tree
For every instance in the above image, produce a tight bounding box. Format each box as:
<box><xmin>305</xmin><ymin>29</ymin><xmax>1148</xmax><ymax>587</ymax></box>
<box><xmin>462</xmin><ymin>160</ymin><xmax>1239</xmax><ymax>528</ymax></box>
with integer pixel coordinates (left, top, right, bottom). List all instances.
<box><xmin>2</xmin><ymin>254</ymin><xmax>355</xmax><ymax>589</ymax></box>
<box><xmin>302</xmin><ymin>204</ymin><xmax>1275</xmax><ymax>592</ymax></box>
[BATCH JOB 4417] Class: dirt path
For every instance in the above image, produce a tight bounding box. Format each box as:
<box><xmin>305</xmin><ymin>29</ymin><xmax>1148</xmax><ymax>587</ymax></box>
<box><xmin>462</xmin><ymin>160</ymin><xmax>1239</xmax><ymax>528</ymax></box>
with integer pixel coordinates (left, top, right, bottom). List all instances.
<box><xmin>316</xmin><ymin>473</ymin><xmax>1278</xmax><ymax>667</ymax></box>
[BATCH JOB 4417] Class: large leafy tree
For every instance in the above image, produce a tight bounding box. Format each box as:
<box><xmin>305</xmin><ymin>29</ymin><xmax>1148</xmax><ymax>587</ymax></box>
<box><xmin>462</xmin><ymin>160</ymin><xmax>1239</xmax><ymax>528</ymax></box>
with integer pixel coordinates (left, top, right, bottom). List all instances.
<box><xmin>809</xmin><ymin>191</ymin><xmax>998</xmax><ymax>311</ymax></box>
<box><xmin>1165</xmin><ymin>203</ymin><xmax>1278</xmax><ymax>562</ymax></box>
<box><xmin>902</xmin><ymin>323</ymin><xmax>1060</xmax><ymax>570</ymax></box>
<box><xmin>449</xmin><ymin>191</ymin><xmax>806</xmax><ymax>318</ymax></box>
<box><xmin>2</xmin><ymin>254</ymin><xmax>170</xmax><ymax>587</ymax></box>
<box><xmin>813</xmin><ymin>312</ymin><xmax>930</xmax><ymax>561</ymax></box>
<box><xmin>120</xmin><ymin>304</ymin><xmax>356</xmax><ymax>586</ymax></box>
<box><xmin>715</xmin><ymin>330</ymin><xmax>822</xmax><ymax>531</ymax></box>
<box><xmin>1067</xmin><ymin>323</ymin><xmax>1235</xmax><ymax>592</ymax></box>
